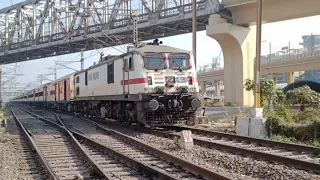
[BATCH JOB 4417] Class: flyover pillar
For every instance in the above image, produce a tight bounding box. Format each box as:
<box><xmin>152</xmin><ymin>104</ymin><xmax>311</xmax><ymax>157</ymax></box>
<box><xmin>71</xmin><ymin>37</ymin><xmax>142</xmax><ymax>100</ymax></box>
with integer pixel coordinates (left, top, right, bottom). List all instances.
<box><xmin>286</xmin><ymin>72</ymin><xmax>295</xmax><ymax>84</ymax></box>
<box><xmin>206</xmin><ymin>14</ymin><xmax>255</xmax><ymax>106</ymax></box>
<box><xmin>200</xmin><ymin>81</ymin><xmax>207</xmax><ymax>97</ymax></box>
<box><xmin>268</xmin><ymin>73</ymin><xmax>278</xmax><ymax>82</ymax></box>
<box><xmin>214</xmin><ymin>80</ymin><xmax>221</xmax><ymax>96</ymax></box>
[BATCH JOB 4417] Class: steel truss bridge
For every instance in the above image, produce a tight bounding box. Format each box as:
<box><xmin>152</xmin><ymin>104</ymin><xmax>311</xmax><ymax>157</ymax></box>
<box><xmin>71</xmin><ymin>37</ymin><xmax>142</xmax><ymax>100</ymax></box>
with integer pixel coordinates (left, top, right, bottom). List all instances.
<box><xmin>0</xmin><ymin>0</ymin><xmax>230</xmax><ymax>64</ymax></box>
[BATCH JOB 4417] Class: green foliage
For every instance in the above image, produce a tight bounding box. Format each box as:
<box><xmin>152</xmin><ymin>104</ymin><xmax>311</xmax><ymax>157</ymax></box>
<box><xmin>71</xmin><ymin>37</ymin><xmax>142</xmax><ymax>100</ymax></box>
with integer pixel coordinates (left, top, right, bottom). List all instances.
<box><xmin>244</xmin><ymin>78</ymin><xmax>285</xmax><ymax>109</ymax></box>
<box><xmin>270</xmin><ymin>135</ymin><xmax>320</xmax><ymax>147</ymax></box>
<box><xmin>244</xmin><ymin>79</ymin><xmax>320</xmax><ymax>144</ymax></box>
<box><xmin>266</xmin><ymin>105</ymin><xmax>320</xmax><ymax>143</ymax></box>
<box><xmin>173</xmin><ymin>136</ymin><xmax>180</xmax><ymax>146</ymax></box>
<box><xmin>286</xmin><ymin>86</ymin><xmax>320</xmax><ymax>110</ymax></box>
<box><xmin>274</xmin><ymin>104</ymin><xmax>292</xmax><ymax>122</ymax></box>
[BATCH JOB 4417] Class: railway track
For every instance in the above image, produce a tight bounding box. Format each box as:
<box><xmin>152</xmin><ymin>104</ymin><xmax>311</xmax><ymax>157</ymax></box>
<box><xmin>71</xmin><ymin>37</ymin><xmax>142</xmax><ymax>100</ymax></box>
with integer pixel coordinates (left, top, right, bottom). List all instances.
<box><xmin>12</xmin><ymin>104</ymin><xmax>232</xmax><ymax>180</ymax></box>
<box><xmin>142</xmin><ymin>126</ymin><xmax>320</xmax><ymax>174</ymax></box>
<box><xmin>8</xmin><ymin>105</ymin><xmax>105</xmax><ymax>179</ymax></box>
<box><xmin>3</xmin><ymin>107</ymin><xmax>48</xmax><ymax>179</ymax></box>
<box><xmin>50</xmin><ymin>110</ymin><xmax>320</xmax><ymax>174</ymax></box>
<box><xmin>54</xmin><ymin>112</ymin><xmax>232</xmax><ymax>180</ymax></box>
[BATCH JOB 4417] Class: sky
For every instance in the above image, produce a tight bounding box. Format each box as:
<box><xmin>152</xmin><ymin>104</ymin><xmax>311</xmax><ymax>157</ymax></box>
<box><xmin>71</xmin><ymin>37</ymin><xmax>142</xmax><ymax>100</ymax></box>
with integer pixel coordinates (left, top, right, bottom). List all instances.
<box><xmin>1</xmin><ymin>0</ymin><xmax>320</xmax><ymax>90</ymax></box>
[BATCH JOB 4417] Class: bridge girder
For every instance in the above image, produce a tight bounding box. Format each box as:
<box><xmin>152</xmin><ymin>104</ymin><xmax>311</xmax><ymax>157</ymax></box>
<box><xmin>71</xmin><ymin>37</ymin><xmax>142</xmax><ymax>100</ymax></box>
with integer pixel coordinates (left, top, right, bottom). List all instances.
<box><xmin>0</xmin><ymin>0</ymin><xmax>227</xmax><ymax>64</ymax></box>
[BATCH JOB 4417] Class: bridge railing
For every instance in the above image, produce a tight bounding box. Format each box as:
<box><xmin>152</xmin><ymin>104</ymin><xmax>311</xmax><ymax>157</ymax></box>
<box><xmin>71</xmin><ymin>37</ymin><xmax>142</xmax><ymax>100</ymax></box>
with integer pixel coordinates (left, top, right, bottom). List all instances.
<box><xmin>261</xmin><ymin>49</ymin><xmax>320</xmax><ymax>64</ymax></box>
<box><xmin>0</xmin><ymin>0</ymin><xmax>210</xmax><ymax>49</ymax></box>
<box><xmin>198</xmin><ymin>49</ymin><xmax>320</xmax><ymax>73</ymax></box>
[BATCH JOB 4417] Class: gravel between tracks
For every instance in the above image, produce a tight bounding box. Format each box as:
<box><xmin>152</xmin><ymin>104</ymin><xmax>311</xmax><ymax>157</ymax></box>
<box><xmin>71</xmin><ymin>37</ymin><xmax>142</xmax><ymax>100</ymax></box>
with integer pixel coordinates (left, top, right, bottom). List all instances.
<box><xmin>0</xmin><ymin>107</ymin><xmax>46</xmax><ymax>180</ymax></box>
<box><xmin>109</xmin><ymin>126</ymin><xmax>320</xmax><ymax>180</ymax></box>
<box><xmin>31</xmin><ymin>109</ymin><xmax>320</xmax><ymax>180</ymax></box>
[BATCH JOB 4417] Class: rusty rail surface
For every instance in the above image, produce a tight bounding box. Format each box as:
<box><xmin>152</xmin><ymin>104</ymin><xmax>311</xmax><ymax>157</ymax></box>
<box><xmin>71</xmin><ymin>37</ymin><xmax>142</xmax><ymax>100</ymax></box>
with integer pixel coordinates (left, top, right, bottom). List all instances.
<box><xmin>10</xmin><ymin>104</ymin><xmax>111</xmax><ymax>179</ymax></box>
<box><xmin>14</xmin><ymin>104</ymin><xmax>233</xmax><ymax>179</ymax></box>
<box><xmin>8</xmin><ymin>105</ymin><xmax>58</xmax><ymax>180</ymax></box>
<box><xmin>146</xmin><ymin>126</ymin><xmax>320</xmax><ymax>174</ymax></box>
<box><xmin>164</xmin><ymin>125</ymin><xmax>320</xmax><ymax>154</ymax></box>
<box><xmin>55</xmin><ymin>112</ymin><xmax>233</xmax><ymax>180</ymax></box>
<box><xmin>58</xmin><ymin>111</ymin><xmax>320</xmax><ymax>174</ymax></box>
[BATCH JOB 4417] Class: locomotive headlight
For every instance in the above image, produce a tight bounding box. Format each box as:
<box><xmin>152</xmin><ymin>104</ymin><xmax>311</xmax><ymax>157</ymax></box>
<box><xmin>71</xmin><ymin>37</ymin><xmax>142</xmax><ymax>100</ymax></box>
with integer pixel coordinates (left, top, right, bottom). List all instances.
<box><xmin>147</xmin><ymin>76</ymin><xmax>153</xmax><ymax>85</ymax></box>
<box><xmin>188</xmin><ymin>76</ymin><xmax>193</xmax><ymax>85</ymax></box>
<box><xmin>148</xmin><ymin>99</ymin><xmax>159</xmax><ymax>111</ymax></box>
<box><xmin>191</xmin><ymin>97</ymin><xmax>202</xmax><ymax>109</ymax></box>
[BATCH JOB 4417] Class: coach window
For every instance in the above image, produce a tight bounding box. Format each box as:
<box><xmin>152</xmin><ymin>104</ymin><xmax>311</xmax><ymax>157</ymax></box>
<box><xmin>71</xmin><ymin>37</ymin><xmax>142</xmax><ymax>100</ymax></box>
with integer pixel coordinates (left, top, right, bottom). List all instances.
<box><xmin>129</xmin><ymin>57</ymin><xmax>134</xmax><ymax>70</ymax></box>
<box><xmin>76</xmin><ymin>87</ymin><xmax>80</xmax><ymax>95</ymax></box>
<box><xmin>107</xmin><ymin>61</ymin><xmax>114</xmax><ymax>84</ymax></box>
<box><xmin>76</xmin><ymin>76</ymin><xmax>79</xmax><ymax>84</ymax></box>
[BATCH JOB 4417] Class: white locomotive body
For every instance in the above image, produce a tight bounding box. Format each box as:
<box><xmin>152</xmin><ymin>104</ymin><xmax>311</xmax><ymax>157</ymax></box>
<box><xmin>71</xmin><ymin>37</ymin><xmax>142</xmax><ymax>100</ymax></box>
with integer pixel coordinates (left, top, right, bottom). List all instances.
<box><xmin>11</xmin><ymin>40</ymin><xmax>201</xmax><ymax>126</ymax></box>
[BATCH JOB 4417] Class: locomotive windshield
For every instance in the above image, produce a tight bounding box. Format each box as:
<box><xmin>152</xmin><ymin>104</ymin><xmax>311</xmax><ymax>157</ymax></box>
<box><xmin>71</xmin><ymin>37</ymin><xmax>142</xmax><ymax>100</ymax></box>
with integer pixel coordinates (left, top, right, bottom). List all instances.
<box><xmin>169</xmin><ymin>54</ymin><xmax>190</xmax><ymax>70</ymax></box>
<box><xmin>144</xmin><ymin>54</ymin><xmax>166</xmax><ymax>70</ymax></box>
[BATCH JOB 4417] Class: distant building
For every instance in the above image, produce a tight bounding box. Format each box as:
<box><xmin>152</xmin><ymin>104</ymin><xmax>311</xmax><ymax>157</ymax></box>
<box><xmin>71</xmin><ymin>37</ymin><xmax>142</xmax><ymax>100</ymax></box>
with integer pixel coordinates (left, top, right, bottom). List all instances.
<box><xmin>298</xmin><ymin>34</ymin><xmax>320</xmax><ymax>81</ymax></box>
<box><xmin>263</xmin><ymin>34</ymin><xmax>320</xmax><ymax>83</ymax></box>
<box><xmin>299</xmin><ymin>34</ymin><xmax>320</xmax><ymax>52</ymax></box>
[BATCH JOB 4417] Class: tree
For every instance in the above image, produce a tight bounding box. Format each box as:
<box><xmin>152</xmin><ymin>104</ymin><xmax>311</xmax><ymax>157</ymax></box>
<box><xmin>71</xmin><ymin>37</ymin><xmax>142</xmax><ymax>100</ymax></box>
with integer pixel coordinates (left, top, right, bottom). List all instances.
<box><xmin>244</xmin><ymin>78</ymin><xmax>285</xmax><ymax>109</ymax></box>
<box><xmin>287</xmin><ymin>85</ymin><xmax>320</xmax><ymax>111</ymax></box>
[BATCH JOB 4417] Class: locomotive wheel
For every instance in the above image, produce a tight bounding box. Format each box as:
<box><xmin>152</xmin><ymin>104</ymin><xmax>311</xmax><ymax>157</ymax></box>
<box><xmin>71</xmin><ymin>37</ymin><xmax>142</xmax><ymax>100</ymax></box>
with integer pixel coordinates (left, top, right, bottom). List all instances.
<box><xmin>137</xmin><ymin>121</ymin><xmax>145</xmax><ymax>127</ymax></box>
<box><xmin>118</xmin><ymin>113</ymin><xmax>125</xmax><ymax>123</ymax></box>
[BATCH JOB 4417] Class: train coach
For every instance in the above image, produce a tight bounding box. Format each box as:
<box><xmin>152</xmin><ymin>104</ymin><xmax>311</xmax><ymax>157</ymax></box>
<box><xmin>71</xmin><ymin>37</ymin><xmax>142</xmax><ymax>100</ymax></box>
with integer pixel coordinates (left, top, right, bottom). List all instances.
<box><xmin>11</xmin><ymin>40</ymin><xmax>202</xmax><ymax>127</ymax></box>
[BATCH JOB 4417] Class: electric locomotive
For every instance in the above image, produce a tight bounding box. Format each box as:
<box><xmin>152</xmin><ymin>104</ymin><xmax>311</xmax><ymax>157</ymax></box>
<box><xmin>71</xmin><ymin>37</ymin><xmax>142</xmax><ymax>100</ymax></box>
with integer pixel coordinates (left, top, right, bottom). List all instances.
<box><xmin>11</xmin><ymin>39</ymin><xmax>202</xmax><ymax>127</ymax></box>
<box><xmin>72</xmin><ymin>39</ymin><xmax>201</xmax><ymax>126</ymax></box>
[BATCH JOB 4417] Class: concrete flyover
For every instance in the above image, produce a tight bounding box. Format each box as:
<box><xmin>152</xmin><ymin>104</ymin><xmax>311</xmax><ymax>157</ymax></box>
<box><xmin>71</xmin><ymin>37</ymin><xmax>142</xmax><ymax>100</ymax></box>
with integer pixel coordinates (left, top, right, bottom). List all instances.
<box><xmin>222</xmin><ymin>0</ymin><xmax>320</xmax><ymax>26</ymax></box>
<box><xmin>197</xmin><ymin>49</ymin><xmax>320</xmax><ymax>82</ymax></box>
<box><xmin>205</xmin><ymin>0</ymin><xmax>320</xmax><ymax>106</ymax></box>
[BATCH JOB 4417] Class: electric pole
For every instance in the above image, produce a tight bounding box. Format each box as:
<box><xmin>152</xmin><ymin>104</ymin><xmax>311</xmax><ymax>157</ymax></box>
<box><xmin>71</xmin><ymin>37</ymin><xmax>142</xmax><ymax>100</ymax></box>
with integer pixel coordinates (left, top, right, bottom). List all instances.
<box><xmin>254</xmin><ymin>0</ymin><xmax>262</xmax><ymax>108</ymax></box>
<box><xmin>81</xmin><ymin>49</ymin><xmax>84</xmax><ymax>70</ymax></box>
<box><xmin>192</xmin><ymin>0</ymin><xmax>197</xmax><ymax>67</ymax></box>
<box><xmin>131</xmin><ymin>10</ymin><xmax>138</xmax><ymax>48</ymax></box>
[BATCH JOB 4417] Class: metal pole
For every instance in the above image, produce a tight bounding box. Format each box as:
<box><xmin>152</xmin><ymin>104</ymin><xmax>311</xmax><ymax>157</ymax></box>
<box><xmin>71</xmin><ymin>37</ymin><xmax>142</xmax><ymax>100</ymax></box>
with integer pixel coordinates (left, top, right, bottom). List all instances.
<box><xmin>192</xmin><ymin>0</ymin><xmax>197</xmax><ymax>67</ymax></box>
<box><xmin>288</xmin><ymin>41</ymin><xmax>290</xmax><ymax>55</ymax></box>
<box><xmin>254</xmin><ymin>0</ymin><xmax>262</xmax><ymax>108</ymax></box>
<box><xmin>131</xmin><ymin>10</ymin><xmax>138</xmax><ymax>48</ymax></box>
<box><xmin>81</xmin><ymin>49</ymin><xmax>84</xmax><ymax>70</ymax></box>
<box><xmin>269</xmin><ymin>42</ymin><xmax>271</xmax><ymax>61</ymax></box>
<box><xmin>54</xmin><ymin>66</ymin><xmax>57</xmax><ymax>80</ymax></box>
<box><xmin>84</xmin><ymin>0</ymin><xmax>88</xmax><ymax>38</ymax></box>
<box><xmin>311</xmin><ymin>33</ymin><xmax>314</xmax><ymax>52</ymax></box>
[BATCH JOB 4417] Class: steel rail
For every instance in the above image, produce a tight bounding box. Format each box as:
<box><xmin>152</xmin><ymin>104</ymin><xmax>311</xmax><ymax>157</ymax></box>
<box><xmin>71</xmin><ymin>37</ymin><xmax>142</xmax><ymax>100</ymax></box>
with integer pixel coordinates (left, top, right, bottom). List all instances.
<box><xmin>140</xmin><ymin>128</ymin><xmax>320</xmax><ymax>174</ymax></box>
<box><xmin>11</xmin><ymin>104</ymin><xmax>112</xmax><ymax>179</ymax></box>
<box><xmin>72</xmin><ymin>115</ymin><xmax>233</xmax><ymax>180</ymax></box>
<box><xmin>8</xmin><ymin>105</ymin><xmax>58</xmax><ymax>180</ymax></box>
<box><xmin>73</xmin><ymin>112</ymin><xmax>320</xmax><ymax>155</ymax></box>
<box><xmin>163</xmin><ymin>125</ymin><xmax>320</xmax><ymax>154</ymax></box>
<box><xmin>57</xmin><ymin>112</ymin><xmax>320</xmax><ymax>174</ymax></box>
<box><xmin>53</xmin><ymin>112</ymin><xmax>181</xmax><ymax>180</ymax></box>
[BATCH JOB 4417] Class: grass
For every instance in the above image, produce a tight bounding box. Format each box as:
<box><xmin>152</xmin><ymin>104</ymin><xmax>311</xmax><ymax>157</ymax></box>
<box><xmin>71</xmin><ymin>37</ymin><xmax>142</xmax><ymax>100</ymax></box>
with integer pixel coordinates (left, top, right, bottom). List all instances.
<box><xmin>266</xmin><ymin>106</ymin><xmax>320</xmax><ymax>145</ymax></box>
<box><xmin>270</xmin><ymin>135</ymin><xmax>320</xmax><ymax>147</ymax></box>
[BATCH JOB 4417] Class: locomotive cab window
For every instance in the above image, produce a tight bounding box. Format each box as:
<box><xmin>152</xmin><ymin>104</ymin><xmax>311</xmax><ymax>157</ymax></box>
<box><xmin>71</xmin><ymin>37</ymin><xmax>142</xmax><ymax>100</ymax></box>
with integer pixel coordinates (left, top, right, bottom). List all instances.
<box><xmin>169</xmin><ymin>54</ymin><xmax>191</xmax><ymax>70</ymax></box>
<box><xmin>76</xmin><ymin>76</ymin><xmax>79</xmax><ymax>84</ymax></box>
<box><xmin>107</xmin><ymin>61</ymin><xmax>114</xmax><ymax>84</ymax></box>
<box><xmin>143</xmin><ymin>53</ymin><xmax>165</xmax><ymax>70</ymax></box>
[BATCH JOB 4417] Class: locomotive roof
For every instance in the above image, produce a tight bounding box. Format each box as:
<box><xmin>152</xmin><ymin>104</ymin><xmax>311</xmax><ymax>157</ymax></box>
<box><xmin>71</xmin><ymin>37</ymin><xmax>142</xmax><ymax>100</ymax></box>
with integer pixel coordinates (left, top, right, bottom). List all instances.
<box><xmin>74</xmin><ymin>44</ymin><xmax>192</xmax><ymax>75</ymax></box>
<box><xmin>51</xmin><ymin>72</ymin><xmax>76</xmax><ymax>83</ymax></box>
